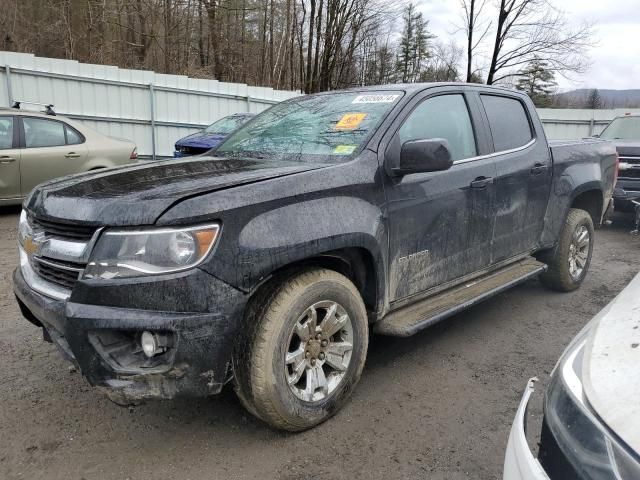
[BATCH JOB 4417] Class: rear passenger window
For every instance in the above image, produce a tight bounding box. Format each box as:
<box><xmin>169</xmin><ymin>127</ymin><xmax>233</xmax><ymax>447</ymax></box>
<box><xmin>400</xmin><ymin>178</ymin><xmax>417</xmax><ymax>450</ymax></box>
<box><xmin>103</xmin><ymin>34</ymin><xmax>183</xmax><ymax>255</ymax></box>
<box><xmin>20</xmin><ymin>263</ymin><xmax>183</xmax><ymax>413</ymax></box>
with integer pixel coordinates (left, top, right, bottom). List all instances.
<box><xmin>65</xmin><ymin>125</ymin><xmax>84</xmax><ymax>145</ymax></box>
<box><xmin>0</xmin><ymin>117</ymin><xmax>13</xmax><ymax>149</ymax></box>
<box><xmin>23</xmin><ymin>118</ymin><xmax>66</xmax><ymax>148</ymax></box>
<box><xmin>399</xmin><ymin>94</ymin><xmax>477</xmax><ymax>161</ymax></box>
<box><xmin>481</xmin><ymin>95</ymin><xmax>533</xmax><ymax>151</ymax></box>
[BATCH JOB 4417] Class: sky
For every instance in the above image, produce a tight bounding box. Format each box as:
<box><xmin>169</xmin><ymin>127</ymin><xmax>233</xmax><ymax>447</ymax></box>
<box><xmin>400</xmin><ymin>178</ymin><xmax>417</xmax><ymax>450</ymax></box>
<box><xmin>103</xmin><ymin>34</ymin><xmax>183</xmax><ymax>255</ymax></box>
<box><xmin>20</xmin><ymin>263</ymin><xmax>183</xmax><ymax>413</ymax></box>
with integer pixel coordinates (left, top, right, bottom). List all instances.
<box><xmin>417</xmin><ymin>0</ymin><xmax>640</xmax><ymax>90</ymax></box>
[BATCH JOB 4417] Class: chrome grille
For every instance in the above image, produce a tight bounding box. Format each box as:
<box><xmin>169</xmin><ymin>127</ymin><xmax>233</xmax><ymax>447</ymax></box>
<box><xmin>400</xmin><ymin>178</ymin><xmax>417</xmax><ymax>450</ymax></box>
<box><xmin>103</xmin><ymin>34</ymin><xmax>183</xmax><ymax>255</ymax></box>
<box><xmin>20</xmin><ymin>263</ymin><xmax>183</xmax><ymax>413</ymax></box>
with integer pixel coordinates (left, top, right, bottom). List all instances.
<box><xmin>619</xmin><ymin>156</ymin><xmax>640</xmax><ymax>179</ymax></box>
<box><xmin>31</xmin><ymin>257</ymin><xmax>85</xmax><ymax>290</ymax></box>
<box><xmin>29</xmin><ymin>215</ymin><xmax>97</xmax><ymax>241</ymax></box>
<box><xmin>620</xmin><ymin>169</ymin><xmax>640</xmax><ymax>179</ymax></box>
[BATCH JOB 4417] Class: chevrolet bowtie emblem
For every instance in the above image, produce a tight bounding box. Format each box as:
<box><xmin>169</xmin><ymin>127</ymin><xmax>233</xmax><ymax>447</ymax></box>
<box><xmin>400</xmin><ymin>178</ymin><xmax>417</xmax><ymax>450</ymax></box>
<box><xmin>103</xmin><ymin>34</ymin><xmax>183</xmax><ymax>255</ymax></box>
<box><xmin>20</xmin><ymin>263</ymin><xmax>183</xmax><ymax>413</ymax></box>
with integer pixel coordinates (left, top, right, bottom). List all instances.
<box><xmin>23</xmin><ymin>232</ymin><xmax>45</xmax><ymax>257</ymax></box>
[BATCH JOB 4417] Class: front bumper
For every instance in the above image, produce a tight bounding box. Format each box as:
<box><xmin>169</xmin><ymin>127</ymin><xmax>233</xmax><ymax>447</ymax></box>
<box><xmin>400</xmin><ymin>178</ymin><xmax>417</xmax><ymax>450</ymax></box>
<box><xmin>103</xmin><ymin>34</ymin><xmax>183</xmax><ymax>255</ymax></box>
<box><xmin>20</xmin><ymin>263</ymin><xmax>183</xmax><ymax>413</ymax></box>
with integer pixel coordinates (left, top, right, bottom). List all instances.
<box><xmin>13</xmin><ymin>265</ymin><xmax>248</xmax><ymax>404</ymax></box>
<box><xmin>613</xmin><ymin>180</ymin><xmax>640</xmax><ymax>212</ymax></box>
<box><xmin>503</xmin><ymin>379</ymin><xmax>549</xmax><ymax>480</ymax></box>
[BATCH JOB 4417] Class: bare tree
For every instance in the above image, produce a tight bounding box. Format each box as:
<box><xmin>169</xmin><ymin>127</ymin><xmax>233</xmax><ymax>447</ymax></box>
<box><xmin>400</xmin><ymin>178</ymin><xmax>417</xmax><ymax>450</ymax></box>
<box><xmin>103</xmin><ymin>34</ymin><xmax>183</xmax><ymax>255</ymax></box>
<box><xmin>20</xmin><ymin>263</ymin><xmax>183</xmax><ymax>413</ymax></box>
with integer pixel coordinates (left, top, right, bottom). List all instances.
<box><xmin>486</xmin><ymin>0</ymin><xmax>593</xmax><ymax>85</ymax></box>
<box><xmin>422</xmin><ymin>40</ymin><xmax>462</xmax><ymax>82</ymax></box>
<box><xmin>460</xmin><ymin>0</ymin><xmax>490</xmax><ymax>83</ymax></box>
<box><xmin>0</xmin><ymin>0</ymin><xmax>400</xmax><ymax>93</ymax></box>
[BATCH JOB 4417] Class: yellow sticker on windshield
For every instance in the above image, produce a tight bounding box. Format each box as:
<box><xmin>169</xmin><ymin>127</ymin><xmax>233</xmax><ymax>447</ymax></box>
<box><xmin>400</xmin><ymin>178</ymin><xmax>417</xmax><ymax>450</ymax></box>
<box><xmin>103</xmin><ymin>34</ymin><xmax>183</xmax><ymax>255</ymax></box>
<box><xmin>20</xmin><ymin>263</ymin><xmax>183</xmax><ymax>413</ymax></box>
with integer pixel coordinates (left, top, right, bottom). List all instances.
<box><xmin>334</xmin><ymin>145</ymin><xmax>357</xmax><ymax>155</ymax></box>
<box><xmin>335</xmin><ymin>113</ymin><xmax>367</xmax><ymax>130</ymax></box>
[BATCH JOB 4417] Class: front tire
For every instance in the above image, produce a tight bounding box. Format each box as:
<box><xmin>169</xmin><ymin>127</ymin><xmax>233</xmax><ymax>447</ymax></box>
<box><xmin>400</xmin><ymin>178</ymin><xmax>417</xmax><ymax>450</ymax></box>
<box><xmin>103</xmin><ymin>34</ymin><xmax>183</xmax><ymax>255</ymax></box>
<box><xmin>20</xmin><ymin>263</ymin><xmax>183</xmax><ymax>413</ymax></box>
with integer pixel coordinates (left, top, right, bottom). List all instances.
<box><xmin>234</xmin><ymin>268</ymin><xmax>368</xmax><ymax>431</ymax></box>
<box><xmin>539</xmin><ymin>208</ymin><xmax>594</xmax><ymax>292</ymax></box>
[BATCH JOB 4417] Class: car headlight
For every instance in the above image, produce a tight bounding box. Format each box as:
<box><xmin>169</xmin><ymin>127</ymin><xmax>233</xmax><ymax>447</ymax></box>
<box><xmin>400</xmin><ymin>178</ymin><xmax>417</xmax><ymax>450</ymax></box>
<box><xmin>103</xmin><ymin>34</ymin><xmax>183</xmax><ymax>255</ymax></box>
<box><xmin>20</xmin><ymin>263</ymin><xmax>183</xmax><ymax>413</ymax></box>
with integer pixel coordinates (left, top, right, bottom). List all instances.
<box><xmin>83</xmin><ymin>224</ymin><xmax>220</xmax><ymax>279</ymax></box>
<box><xmin>18</xmin><ymin>210</ymin><xmax>31</xmax><ymax>247</ymax></box>
<box><xmin>542</xmin><ymin>325</ymin><xmax>640</xmax><ymax>479</ymax></box>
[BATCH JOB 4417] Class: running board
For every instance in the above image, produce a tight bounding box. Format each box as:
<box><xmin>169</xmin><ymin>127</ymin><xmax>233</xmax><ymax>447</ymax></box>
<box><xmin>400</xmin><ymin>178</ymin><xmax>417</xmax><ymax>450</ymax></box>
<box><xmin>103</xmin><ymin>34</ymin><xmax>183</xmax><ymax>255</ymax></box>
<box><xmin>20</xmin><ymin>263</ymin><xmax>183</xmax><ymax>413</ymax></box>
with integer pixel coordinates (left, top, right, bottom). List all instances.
<box><xmin>374</xmin><ymin>258</ymin><xmax>547</xmax><ymax>337</ymax></box>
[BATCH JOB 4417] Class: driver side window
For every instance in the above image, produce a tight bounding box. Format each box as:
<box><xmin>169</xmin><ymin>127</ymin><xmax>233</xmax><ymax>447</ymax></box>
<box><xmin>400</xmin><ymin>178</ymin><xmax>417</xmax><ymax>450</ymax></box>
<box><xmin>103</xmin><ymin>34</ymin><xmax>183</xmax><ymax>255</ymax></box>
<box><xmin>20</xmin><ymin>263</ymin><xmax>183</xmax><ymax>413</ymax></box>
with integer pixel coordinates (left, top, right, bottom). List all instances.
<box><xmin>399</xmin><ymin>94</ymin><xmax>477</xmax><ymax>161</ymax></box>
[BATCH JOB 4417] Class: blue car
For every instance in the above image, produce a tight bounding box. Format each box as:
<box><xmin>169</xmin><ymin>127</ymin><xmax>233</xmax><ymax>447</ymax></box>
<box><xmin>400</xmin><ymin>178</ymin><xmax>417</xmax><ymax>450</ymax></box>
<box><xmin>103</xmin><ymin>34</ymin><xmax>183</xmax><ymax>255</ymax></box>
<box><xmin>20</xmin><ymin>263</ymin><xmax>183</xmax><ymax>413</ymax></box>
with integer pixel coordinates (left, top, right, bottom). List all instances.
<box><xmin>173</xmin><ymin>113</ymin><xmax>255</xmax><ymax>157</ymax></box>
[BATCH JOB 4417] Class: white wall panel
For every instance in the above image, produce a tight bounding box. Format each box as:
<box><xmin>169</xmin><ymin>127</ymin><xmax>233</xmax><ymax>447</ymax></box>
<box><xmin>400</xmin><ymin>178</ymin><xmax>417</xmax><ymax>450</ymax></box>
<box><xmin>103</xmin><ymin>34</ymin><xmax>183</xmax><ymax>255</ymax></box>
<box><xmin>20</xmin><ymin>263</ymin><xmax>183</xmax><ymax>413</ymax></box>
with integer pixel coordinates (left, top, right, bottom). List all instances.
<box><xmin>0</xmin><ymin>51</ymin><xmax>301</xmax><ymax>157</ymax></box>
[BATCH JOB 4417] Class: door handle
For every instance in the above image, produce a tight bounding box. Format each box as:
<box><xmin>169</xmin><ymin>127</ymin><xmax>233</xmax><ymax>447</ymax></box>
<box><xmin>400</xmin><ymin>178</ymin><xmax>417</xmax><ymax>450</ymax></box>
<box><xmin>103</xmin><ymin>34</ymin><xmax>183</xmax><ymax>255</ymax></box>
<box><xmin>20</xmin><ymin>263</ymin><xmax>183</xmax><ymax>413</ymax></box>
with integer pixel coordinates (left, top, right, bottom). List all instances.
<box><xmin>530</xmin><ymin>163</ymin><xmax>548</xmax><ymax>175</ymax></box>
<box><xmin>0</xmin><ymin>156</ymin><xmax>15</xmax><ymax>164</ymax></box>
<box><xmin>65</xmin><ymin>152</ymin><xmax>81</xmax><ymax>159</ymax></box>
<box><xmin>470</xmin><ymin>176</ymin><xmax>494</xmax><ymax>189</ymax></box>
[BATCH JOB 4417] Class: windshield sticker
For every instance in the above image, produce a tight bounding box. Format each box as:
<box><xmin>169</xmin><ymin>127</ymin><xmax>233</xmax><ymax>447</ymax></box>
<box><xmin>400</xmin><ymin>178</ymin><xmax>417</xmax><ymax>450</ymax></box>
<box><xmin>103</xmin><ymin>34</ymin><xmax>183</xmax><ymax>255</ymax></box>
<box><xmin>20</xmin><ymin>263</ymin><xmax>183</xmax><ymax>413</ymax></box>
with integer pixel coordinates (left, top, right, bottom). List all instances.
<box><xmin>333</xmin><ymin>145</ymin><xmax>357</xmax><ymax>155</ymax></box>
<box><xmin>352</xmin><ymin>94</ymin><xmax>400</xmax><ymax>104</ymax></box>
<box><xmin>335</xmin><ymin>113</ymin><xmax>367</xmax><ymax>130</ymax></box>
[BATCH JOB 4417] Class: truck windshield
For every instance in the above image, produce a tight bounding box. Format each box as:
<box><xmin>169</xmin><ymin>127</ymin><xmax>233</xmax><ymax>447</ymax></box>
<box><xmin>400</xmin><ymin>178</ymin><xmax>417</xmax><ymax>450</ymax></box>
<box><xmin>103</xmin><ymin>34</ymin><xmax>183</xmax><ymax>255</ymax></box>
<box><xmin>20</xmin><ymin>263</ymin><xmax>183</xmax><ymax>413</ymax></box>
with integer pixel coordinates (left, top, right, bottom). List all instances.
<box><xmin>600</xmin><ymin>116</ymin><xmax>640</xmax><ymax>140</ymax></box>
<box><xmin>216</xmin><ymin>91</ymin><xmax>403</xmax><ymax>163</ymax></box>
<box><xmin>204</xmin><ymin>115</ymin><xmax>251</xmax><ymax>134</ymax></box>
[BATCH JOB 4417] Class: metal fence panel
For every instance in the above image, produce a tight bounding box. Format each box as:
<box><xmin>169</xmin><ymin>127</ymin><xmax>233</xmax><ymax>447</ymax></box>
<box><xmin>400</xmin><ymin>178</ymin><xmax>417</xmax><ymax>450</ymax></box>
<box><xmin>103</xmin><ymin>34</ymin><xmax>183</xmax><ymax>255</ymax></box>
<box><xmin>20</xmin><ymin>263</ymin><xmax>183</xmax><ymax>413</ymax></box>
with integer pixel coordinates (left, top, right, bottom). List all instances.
<box><xmin>538</xmin><ymin>108</ymin><xmax>640</xmax><ymax>139</ymax></box>
<box><xmin>0</xmin><ymin>51</ymin><xmax>301</xmax><ymax>157</ymax></box>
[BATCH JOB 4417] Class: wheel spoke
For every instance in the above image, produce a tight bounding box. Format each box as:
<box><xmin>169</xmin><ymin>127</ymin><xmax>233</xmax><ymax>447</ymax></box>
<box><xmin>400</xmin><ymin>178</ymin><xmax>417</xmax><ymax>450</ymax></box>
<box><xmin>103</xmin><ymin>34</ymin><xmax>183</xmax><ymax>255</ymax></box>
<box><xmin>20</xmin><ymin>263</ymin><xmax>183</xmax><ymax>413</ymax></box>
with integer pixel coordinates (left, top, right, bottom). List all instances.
<box><xmin>286</xmin><ymin>345</ymin><xmax>305</xmax><ymax>366</ymax></box>
<box><xmin>322</xmin><ymin>304</ymin><xmax>348</xmax><ymax>337</ymax></box>
<box><xmin>286</xmin><ymin>346</ymin><xmax>307</xmax><ymax>385</ymax></box>
<box><xmin>577</xmin><ymin>228</ymin><xmax>588</xmax><ymax>244</ymax></box>
<box><xmin>295</xmin><ymin>307</ymin><xmax>317</xmax><ymax>341</ymax></box>
<box><xmin>324</xmin><ymin>341</ymin><xmax>353</xmax><ymax>372</ymax></box>
<box><xmin>289</xmin><ymin>360</ymin><xmax>306</xmax><ymax>386</ymax></box>
<box><xmin>569</xmin><ymin>257</ymin><xmax>577</xmax><ymax>275</ymax></box>
<box><xmin>575</xmin><ymin>255</ymin><xmax>586</xmax><ymax>268</ymax></box>
<box><xmin>305</xmin><ymin>364</ymin><xmax>328</xmax><ymax>399</ymax></box>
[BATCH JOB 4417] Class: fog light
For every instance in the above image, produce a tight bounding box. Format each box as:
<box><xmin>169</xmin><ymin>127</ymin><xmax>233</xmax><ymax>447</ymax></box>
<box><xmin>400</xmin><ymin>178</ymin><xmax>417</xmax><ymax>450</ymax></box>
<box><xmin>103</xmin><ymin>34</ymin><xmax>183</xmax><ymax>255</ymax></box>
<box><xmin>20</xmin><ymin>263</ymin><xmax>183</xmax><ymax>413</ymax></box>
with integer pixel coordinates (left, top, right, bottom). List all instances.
<box><xmin>141</xmin><ymin>331</ymin><xmax>160</xmax><ymax>358</ymax></box>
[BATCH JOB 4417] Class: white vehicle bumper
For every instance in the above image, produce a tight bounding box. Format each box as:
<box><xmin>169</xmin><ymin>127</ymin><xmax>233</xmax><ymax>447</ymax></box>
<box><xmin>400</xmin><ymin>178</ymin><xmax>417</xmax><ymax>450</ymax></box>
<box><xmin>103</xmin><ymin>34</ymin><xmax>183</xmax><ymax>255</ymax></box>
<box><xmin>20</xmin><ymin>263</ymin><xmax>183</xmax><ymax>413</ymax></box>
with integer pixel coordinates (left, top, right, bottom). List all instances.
<box><xmin>503</xmin><ymin>379</ymin><xmax>549</xmax><ymax>480</ymax></box>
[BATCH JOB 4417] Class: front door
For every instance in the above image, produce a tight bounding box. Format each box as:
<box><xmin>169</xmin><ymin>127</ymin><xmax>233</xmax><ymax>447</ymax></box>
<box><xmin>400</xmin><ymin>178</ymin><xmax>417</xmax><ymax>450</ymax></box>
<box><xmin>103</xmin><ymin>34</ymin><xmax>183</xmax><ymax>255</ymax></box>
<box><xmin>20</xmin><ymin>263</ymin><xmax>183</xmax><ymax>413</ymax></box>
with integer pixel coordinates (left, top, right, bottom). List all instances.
<box><xmin>19</xmin><ymin>116</ymin><xmax>89</xmax><ymax>196</ymax></box>
<box><xmin>478</xmin><ymin>93</ymin><xmax>551</xmax><ymax>262</ymax></box>
<box><xmin>0</xmin><ymin>116</ymin><xmax>21</xmax><ymax>201</ymax></box>
<box><xmin>385</xmin><ymin>92</ymin><xmax>497</xmax><ymax>302</ymax></box>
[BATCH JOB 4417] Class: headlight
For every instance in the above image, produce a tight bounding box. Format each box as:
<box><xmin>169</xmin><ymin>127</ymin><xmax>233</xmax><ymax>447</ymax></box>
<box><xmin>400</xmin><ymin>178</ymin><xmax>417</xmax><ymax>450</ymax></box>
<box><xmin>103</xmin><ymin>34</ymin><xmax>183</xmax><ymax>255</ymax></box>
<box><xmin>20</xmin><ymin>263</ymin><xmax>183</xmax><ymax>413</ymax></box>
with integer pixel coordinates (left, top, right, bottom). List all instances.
<box><xmin>542</xmin><ymin>327</ymin><xmax>640</xmax><ymax>479</ymax></box>
<box><xmin>83</xmin><ymin>223</ymin><xmax>220</xmax><ymax>279</ymax></box>
<box><xmin>18</xmin><ymin>210</ymin><xmax>30</xmax><ymax>247</ymax></box>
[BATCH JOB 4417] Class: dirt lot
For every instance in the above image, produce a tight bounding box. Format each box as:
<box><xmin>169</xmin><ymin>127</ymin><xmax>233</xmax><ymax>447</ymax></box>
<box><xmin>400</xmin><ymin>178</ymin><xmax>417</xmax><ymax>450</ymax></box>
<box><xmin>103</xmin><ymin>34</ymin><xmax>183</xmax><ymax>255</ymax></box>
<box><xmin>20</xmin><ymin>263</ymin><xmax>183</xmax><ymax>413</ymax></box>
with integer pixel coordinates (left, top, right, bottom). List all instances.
<box><xmin>1</xmin><ymin>206</ymin><xmax>638</xmax><ymax>480</ymax></box>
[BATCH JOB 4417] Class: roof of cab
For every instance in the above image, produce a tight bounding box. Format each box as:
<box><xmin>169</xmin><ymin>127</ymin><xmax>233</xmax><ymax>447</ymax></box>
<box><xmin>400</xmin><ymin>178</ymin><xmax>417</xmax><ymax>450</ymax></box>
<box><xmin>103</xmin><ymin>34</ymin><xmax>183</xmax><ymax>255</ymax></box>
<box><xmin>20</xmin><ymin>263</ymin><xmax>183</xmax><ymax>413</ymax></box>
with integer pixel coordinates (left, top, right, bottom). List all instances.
<box><xmin>313</xmin><ymin>82</ymin><xmax>525</xmax><ymax>97</ymax></box>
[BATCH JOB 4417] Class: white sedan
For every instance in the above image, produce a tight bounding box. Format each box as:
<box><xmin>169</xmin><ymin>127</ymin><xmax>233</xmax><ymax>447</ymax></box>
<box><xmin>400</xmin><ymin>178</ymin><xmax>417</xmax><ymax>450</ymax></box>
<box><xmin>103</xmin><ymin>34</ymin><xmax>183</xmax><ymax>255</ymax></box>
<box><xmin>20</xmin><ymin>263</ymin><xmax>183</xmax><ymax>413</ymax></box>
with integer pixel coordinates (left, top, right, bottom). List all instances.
<box><xmin>504</xmin><ymin>272</ymin><xmax>640</xmax><ymax>479</ymax></box>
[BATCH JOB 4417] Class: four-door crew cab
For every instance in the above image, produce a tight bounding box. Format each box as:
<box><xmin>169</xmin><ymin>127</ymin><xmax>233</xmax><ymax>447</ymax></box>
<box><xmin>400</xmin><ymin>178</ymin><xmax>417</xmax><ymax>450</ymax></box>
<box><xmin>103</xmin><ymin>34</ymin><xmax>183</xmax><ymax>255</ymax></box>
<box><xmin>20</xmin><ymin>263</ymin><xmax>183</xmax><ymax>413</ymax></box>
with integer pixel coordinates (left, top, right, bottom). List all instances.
<box><xmin>13</xmin><ymin>84</ymin><xmax>617</xmax><ymax>431</ymax></box>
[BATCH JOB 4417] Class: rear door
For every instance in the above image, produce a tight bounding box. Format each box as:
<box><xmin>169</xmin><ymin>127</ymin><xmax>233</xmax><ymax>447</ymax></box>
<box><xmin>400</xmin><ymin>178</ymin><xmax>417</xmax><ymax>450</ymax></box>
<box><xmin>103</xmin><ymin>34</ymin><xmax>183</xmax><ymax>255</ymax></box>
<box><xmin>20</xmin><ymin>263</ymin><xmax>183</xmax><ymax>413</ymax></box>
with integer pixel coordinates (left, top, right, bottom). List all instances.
<box><xmin>0</xmin><ymin>115</ymin><xmax>21</xmax><ymax>201</ymax></box>
<box><xmin>478</xmin><ymin>93</ymin><xmax>551</xmax><ymax>262</ymax></box>
<box><xmin>384</xmin><ymin>89</ymin><xmax>497</xmax><ymax>301</ymax></box>
<box><xmin>19</xmin><ymin>116</ymin><xmax>89</xmax><ymax>196</ymax></box>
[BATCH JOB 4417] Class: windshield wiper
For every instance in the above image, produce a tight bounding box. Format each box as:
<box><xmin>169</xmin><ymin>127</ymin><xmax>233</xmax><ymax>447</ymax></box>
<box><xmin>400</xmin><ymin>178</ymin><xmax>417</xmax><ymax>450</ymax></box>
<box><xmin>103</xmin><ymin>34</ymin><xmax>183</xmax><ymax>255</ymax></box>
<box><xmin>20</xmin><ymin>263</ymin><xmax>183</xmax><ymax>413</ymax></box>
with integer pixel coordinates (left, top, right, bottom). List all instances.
<box><xmin>220</xmin><ymin>151</ymin><xmax>266</xmax><ymax>159</ymax></box>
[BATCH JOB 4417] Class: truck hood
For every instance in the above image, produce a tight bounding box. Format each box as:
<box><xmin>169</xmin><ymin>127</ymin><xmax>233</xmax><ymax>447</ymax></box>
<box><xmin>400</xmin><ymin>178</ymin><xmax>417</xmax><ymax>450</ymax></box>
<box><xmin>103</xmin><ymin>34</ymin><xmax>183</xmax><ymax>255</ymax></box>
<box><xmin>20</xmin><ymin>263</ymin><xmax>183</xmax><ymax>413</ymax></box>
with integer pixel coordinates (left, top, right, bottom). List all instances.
<box><xmin>25</xmin><ymin>156</ymin><xmax>326</xmax><ymax>226</ymax></box>
<box><xmin>583</xmin><ymin>272</ymin><xmax>640</xmax><ymax>454</ymax></box>
<box><xmin>175</xmin><ymin>132</ymin><xmax>227</xmax><ymax>149</ymax></box>
<box><xmin>613</xmin><ymin>141</ymin><xmax>640</xmax><ymax>157</ymax></box>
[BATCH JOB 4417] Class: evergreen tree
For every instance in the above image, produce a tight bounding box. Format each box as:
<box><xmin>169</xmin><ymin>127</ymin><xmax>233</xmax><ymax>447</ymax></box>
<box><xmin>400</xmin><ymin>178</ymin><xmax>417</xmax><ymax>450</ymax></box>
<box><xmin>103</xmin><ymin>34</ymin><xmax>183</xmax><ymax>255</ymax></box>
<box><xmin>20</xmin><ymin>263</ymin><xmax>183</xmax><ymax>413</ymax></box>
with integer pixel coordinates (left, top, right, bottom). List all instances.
<box><xmin>586</xmin><ymin>89</ymin><xmax>603</xmax><ymax>109</ymax></box>
<box><xmin>515</xmin><ymin>58</ymin><xmax>557</xmax><ymax>107</ymax></box>
<box><xmin>396</xmin><ymin>3</ymin><xmax>434</xmax><ymax>83</ymax></box>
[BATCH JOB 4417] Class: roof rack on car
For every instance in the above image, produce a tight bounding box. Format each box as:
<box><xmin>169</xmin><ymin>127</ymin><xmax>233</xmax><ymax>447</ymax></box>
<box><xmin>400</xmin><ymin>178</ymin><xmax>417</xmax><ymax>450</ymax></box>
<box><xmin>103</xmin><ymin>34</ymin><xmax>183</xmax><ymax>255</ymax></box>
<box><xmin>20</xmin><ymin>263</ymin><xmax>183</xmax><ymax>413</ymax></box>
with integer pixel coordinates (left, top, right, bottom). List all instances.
<box><xmin>11</xmin><ymin>101</ymin><xmax>56</xmax><ymax>116</ymax></box>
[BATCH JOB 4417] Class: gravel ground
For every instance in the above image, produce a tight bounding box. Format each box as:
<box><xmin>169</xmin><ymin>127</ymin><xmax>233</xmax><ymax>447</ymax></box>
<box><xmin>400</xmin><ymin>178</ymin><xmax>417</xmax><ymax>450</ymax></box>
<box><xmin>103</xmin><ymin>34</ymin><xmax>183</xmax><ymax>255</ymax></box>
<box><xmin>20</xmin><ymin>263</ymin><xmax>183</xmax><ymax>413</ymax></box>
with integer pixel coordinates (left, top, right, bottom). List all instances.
<box><xmin>1</xmin><ymin>206</ymin><xmax>638</xmax><ymax>480</ymax></box>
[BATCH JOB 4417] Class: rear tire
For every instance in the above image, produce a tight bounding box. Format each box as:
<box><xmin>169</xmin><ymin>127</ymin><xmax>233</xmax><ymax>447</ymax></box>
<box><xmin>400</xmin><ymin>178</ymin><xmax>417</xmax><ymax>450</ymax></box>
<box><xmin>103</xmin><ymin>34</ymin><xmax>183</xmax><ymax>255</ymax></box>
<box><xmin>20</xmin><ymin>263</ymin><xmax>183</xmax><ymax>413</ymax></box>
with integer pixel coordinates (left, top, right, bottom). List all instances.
<box><xmin>233</xmin><ymin>268</ymin><xmax>368</xmax><ymax>431</ymax></box>
<box><xmin>539</xmin><ymin>208</ymin><xmax>594</xmax><ymax>292</ymax></box>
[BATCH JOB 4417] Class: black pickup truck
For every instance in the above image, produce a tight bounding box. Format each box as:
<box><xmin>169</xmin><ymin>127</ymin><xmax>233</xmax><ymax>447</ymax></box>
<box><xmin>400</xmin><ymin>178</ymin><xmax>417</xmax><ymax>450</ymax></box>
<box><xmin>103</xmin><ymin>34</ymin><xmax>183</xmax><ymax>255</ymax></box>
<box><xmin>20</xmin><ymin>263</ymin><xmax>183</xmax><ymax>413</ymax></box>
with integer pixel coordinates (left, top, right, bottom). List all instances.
<box><xmin>13</xmin><ymin>83</ymin><xmax>617</xmax><ymax>431</ymax></box>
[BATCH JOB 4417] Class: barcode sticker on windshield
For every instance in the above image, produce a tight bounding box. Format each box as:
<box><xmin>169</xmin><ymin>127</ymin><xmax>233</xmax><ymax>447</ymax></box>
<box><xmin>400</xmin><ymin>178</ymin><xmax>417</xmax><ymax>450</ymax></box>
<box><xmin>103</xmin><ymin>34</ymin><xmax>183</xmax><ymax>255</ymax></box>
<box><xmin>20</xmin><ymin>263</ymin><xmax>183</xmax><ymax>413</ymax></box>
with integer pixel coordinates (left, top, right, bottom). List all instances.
<box><xmin>352</xmin><ymin>94</ymin><xmax>400</xmax><ymax>104</ymax></box>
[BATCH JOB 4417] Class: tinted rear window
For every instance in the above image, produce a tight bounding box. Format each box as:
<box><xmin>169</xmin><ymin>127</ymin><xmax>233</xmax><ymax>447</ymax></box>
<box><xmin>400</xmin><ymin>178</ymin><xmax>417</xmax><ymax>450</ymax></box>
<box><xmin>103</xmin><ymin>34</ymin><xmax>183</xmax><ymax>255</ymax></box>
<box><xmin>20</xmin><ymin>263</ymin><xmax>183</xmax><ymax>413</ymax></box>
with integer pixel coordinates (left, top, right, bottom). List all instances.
<box><xmin>481</xmin><ymin>95</ymin><xmax>533</xmax><ymax>151</ymax></box>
